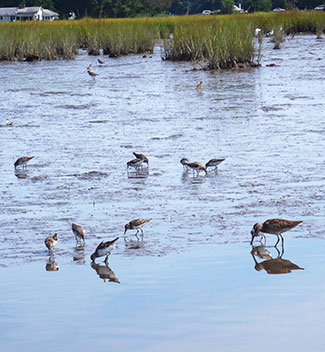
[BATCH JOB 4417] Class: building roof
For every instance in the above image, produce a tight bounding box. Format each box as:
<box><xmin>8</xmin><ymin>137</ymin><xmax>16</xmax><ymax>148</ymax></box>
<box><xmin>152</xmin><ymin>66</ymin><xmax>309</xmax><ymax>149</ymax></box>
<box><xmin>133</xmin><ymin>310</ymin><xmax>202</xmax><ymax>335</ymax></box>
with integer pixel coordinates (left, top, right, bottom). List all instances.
<box><xmin>16</xmin><ymin>7</ymin><xmax>42</xmax><ymax>15</ymax></box>
<box><xmin>42</xmin><ymin>9</ymin><xmax>59</xmax><ymax>17</ymax></box>
<box><xmin>0</xmin><ymin>7</ymin><xmax>17</xmax><ymax>16</ymax></box>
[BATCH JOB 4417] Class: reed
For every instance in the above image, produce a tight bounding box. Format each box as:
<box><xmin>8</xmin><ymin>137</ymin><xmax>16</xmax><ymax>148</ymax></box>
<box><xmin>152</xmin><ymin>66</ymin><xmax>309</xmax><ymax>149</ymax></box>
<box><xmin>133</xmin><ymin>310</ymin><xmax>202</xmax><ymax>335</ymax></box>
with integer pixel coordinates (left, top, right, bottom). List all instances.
<box><xmin>0</xmin><ymin>11</ymin><xmax>324</xmax><ymax>62</ymax></box>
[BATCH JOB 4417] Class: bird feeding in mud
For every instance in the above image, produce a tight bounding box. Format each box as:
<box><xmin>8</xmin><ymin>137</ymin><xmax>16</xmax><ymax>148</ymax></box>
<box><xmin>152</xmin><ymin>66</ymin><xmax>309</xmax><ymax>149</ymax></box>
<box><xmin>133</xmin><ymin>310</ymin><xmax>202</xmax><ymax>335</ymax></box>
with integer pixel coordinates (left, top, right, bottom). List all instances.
<box><xmin>205</xmin><ymin>158</ymin><xmax>225</xmax><ymax>171</ymax></box>
<box><xmin>250</xmin><ymin>218</ymin><xmax>303</xmax><ymax>246</ymax></box>
<box><xmin>72</xmin><ymin>223</ymin><xmax>85</xmax><ymax>245</ymax></box>
<box><xmin>127</xmin><ymin>152</ymin><xmax>149</xmax><ymax>171</ymax></box>
<box><xmin>186</xmin><ymin>161</ymin><xmax>207</xmax><ymax>176</ymax></box>
<box><xmin>97</xmin><ymin>58</ymin><xmax>104</xmax><ymax>64</ymax></box>
<box><xmin>45</xmin><ymin>233</ymin><xmax>58</xmax><ymax>251</ymax></box>
<box><xmin>124</xmin><ymin>219</ymin><xmax>152</xmax><ymax>239</ymax></box>
<box><xmin>90</xmin><ymin>237</ymin><xmax>119</xmax><ymax>264</ymax></box>
<box><xmin>180</xmin><ymin>158</ymin><xmax>190</xmax><ymax>170</ymax></box>
<box><xmin>14</xmin><ymin>156</ymin><xmax>34</xmax><ymax>169</ymax></box>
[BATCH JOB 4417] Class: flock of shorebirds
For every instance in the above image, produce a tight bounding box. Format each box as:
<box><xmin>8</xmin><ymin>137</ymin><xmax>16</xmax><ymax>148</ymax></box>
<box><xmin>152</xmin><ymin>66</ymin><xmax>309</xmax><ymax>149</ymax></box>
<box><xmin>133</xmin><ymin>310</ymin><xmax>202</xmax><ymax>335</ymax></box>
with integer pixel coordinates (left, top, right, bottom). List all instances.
<box><xmin>13</xmin><ymin>152</ymin><xmax>303</xmax><ymax>267</ymax></box>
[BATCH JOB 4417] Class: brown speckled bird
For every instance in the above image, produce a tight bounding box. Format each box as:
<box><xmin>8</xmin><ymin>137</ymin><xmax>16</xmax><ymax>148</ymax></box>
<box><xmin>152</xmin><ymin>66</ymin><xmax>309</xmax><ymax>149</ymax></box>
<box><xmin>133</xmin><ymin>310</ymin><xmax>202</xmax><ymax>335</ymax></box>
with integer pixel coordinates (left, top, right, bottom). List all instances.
<box><xmin>97</xmin><ymin>58</ymin><xmax>104</xmax><ymax>64</ymax></box>
<box><xmin>124</xmin><ymin>219</ymin><xmax>152</xmax><ymax>238</ymax></box>
<box><xmin>90</xmin><ymin>237</ymin><xmax>119</xmax><ymax>264</ymax></box>
<box><xmin>186</xmin><ymin>161</ymin><xmax>207</xmax><ymax>175</ymax></box>
<box><xmin>45</xmin><ymin>233</ymin><xmax>58</xmax><ymax>251</ymax></box>
<box><xmin>14</xmin><ymin>156</ymin><xmax>34</xmax><ymax>169</ymax></box>
<box><xmin>72</xmin><ymin>223</ymin><xmax>85</xmax><ymax>245</ymax></box>
<box><xmin>250</xmin><ymin>218</ymin><xmax>303</xmax><ymax>245</ymax></box>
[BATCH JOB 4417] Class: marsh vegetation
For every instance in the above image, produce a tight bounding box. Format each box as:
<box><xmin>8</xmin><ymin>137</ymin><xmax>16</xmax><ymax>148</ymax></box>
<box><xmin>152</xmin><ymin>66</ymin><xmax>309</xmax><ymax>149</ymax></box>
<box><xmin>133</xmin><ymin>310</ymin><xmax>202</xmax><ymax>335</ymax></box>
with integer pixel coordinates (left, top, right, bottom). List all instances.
<box><xmin>0</xmin><ymin>11</ymin><xmax>324</xmax><ymax>67</ymax></box>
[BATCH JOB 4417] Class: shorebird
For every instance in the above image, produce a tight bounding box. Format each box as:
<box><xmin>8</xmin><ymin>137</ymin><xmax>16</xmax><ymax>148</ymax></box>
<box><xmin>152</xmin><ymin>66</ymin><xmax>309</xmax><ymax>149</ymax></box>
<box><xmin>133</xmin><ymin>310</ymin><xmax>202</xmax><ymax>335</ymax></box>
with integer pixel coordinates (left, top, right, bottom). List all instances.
<box><xmin>6</xmin><ymin>120</ymin><xmax>13</xmax><ymax>126</ymax></box>
<box><xmin>250</xmin><ymin>218</ymin><xmax>303</xmax><ymax>245</ymax></box>
<box><xmin>72</xmin><ymin>223</ymin><xmax>85</xmax><ymax>245</ymax></box>
<box><xmin>97</xmin><ymin>58</ymin><xmax>104</xmax><ymax>64</ymax></box>
<box><xmin>186</xmin><ymin>161</ymin><xmax>207</xmax><ymax>175</ymax></box>
<box><xmin>196</xmin><ymin>81</ymin><xmax>203</xmax><ymax>89</ymax></box>
<box><xmin>127</xmin><ymin>158</ymin><xmax>148</xmax><ymax>170</ymax></box>
<box><xmin>87</xmin><ymin>64</ymin><xmax>92</xmax><ymax>70</ymax></box>
<box><xmin>45</xmin><ymin>233</ymin><xmax>58</xmax><ymax>251</ymax></box>
<box><xmin>133</xmin><ymin>152</ymin><xmax>149</xmax><ymax>164</ymax></box>
<box><xmin>90</xmin><ymin>237</ymin><xmax>119</xmax><ymax>264</ymax></box>
<box><xmin>124</xmin><ymin>219</ymin><xmax>152</xmax><ymax>238</ymax></box>
<box><xmin>180</xmin><ymin>158</ymin><xmax>189</xmax><ymax>170</ymax></box>
<box><xmin>87</xmin><ymin>70</ymin><xmax>98</xmax><ymax>77</ymax></box>
<box><xmin>205</xmin><ymin>158</ymin><xmax>225</xmax><ymax>171</ymax></box>
<box><xmin>14</xmin><ymin>156</ymin><xmax>34</xmax><ymax>169</ymax></box>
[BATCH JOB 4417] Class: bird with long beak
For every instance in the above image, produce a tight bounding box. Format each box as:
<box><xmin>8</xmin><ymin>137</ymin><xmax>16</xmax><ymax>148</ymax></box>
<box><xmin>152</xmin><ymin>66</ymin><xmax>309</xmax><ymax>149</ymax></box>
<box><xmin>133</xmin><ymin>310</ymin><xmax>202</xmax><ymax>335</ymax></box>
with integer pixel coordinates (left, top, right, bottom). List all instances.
<box><xmin>250</xmin><ymin>218</ymin><xmax>303</xmax><ymax>246</ymax></box>
<box><xmin>90</xmin><ymin>237</ymin><xmax>119</xmax><ymax>264</ymax></box>
<box><xmin>14</xmin><ymin>156</ymin><xmax>34</xmax><ymax>169</ymax></box>
<box><xmin>124</xmin><ymin>219</ymin><xmax>152</xmax><ymax>238</ymax></box>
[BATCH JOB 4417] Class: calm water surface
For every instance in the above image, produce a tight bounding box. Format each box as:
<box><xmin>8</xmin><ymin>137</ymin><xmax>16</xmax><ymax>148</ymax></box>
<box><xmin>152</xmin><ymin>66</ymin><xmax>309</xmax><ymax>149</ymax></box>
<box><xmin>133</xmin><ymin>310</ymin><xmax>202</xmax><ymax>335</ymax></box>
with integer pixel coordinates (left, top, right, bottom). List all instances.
<box><xmin>0</xmin><ymin>35</ymin><xmax>324</xmax><ymax>351</ymax></box>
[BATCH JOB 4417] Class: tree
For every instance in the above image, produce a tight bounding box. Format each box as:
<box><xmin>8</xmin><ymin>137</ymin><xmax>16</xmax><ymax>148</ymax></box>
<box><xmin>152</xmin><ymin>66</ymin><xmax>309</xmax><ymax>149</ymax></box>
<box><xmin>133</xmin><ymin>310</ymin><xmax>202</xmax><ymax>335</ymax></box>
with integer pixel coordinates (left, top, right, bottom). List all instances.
<box><xmin>221</xmin><ymin>0</ymin><xmax>234</xmax><ymax>13</ymax></box>
<box><xmin>247</xmin><ymin>0</ymin><xmax>272</xmax><ymax>12</ymax></box>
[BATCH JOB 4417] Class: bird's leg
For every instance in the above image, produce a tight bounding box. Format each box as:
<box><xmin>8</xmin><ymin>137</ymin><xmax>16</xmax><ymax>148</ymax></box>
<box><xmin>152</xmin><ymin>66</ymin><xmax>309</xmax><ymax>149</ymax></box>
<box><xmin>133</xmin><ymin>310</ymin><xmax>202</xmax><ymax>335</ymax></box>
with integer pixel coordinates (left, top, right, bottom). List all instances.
<box><xmin>275</xmin><ymin>234</ymin><xmax>280</xmax><ymax>247</ymax></box>
<box><xmin>140</xmin><ymin>228</ymin><xmax>144</xmax><ymax>236</ymax></box>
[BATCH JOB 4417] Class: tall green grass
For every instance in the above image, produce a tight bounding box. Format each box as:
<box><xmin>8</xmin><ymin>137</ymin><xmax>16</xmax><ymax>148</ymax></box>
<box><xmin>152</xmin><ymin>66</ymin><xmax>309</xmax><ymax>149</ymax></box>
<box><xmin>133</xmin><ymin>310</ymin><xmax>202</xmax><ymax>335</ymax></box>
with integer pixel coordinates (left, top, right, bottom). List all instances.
<box><xmin>0</xmin><ymin>11</ymin><xmax>324</xmax><ymax>64</ymax></box>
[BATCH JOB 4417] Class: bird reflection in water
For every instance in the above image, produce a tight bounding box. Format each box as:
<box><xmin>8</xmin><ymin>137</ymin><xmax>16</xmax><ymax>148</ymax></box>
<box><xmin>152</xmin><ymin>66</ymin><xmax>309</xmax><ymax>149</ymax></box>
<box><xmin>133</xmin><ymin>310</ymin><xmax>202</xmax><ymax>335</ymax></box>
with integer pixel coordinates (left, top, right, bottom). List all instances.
<box><xmin>46</xmin><ymin>255</ymin><xmax>59</xmax><ymax>271</ymax></box>
<box><xmin>73</xmin><ymin>245</ymin><xmax>86</xmax><ymax>263</ymax></box>
<box><xmin>91</xmin><ymin>262</ymin><xmax>120</xmax><ymax>283</ymax></box>
<box><xmin>251</xmin><ymin>242</ymin><xmax>304</xmax><ymax>274</ymax></box>
<box><xmin>15</xmin><ymin>169</ymin><xmax>28</xmax><ymax>179</ymax></box>
<box><xmin>181</xmin><ymin>170</ymin><xmax>206</xmax><ymax>185</ymax></box>
<box><xmin>124</xmin><ymin>236</ymin><xmax>145</xmax><ymax>249</ymax></box>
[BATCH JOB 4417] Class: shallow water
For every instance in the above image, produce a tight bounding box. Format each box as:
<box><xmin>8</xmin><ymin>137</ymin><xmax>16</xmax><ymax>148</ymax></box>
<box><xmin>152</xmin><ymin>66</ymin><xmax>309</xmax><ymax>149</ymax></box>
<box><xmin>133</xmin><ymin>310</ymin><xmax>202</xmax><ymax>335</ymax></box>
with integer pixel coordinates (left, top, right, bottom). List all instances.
<box><xmin>0</xmin><ymin>35</ymin><xmax>324</xmax><ymax>351</ymax></box>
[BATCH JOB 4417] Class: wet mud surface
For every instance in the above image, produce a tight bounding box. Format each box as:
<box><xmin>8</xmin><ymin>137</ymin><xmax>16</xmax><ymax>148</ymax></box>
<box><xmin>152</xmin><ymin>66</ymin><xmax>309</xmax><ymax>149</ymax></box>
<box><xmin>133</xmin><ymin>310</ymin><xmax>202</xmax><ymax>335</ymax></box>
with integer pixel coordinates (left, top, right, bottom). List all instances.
<box><xmin>0</xmin><ymin>35</ymin><xmax>324</xmax><ymax>266</ymax></box>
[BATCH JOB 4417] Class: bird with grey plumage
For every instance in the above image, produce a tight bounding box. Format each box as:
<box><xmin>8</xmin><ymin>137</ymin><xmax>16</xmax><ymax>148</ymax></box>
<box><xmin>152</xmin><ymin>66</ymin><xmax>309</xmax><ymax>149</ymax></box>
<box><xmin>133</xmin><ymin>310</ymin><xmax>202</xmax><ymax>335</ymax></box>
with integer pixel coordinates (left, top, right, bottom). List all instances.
<box><xmin>90</xmin><ymin>237</ymin><xmax>119</xmax><ymax>265</ymax></box>
<box><xmin>72</xmin><ymin>223</ymin><xmax>85</xmax><ymax>245</ymax></box>
<box><xmin>250</xmin><ymin>218</ymin><xmax>303</xmax><ymax>246</ymax></box>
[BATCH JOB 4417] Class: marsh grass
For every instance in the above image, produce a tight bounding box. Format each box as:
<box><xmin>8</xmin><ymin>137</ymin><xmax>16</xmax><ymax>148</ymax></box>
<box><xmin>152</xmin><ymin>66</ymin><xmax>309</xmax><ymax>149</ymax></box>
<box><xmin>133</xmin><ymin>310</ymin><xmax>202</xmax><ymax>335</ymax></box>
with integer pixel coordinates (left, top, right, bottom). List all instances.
<box><xmin>271</xmin><ymin>26</ymin><xmax>286</xmax><ymax>49</ymax></box>
<box><xmin>0</xmin><ymin>11</ymin><xmax>324</xmax><ymax>64</ymax></box>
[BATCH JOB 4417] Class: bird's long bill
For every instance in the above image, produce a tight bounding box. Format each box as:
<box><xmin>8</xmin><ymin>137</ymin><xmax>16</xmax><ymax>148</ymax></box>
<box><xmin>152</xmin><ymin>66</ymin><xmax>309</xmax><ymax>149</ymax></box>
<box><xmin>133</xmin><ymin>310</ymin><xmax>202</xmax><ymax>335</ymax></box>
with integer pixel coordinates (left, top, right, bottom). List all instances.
<box><xmin>124</xmin><ymin>227</ymin><xmax>127</xmax><ymax>235</ymax></box>
<box><xmin>250</xmin><ymin>230</ymin><xmax>256</xmax><ymax>245</ymax></box>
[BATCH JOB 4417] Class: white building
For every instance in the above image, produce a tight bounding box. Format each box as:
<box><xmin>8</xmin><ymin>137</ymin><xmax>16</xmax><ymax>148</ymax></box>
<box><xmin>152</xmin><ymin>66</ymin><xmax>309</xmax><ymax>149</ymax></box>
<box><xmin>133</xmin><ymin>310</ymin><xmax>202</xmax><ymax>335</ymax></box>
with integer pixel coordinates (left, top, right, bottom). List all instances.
<box><xmin>0</xmin><ymin>6</ymin><xmax>59</xmax><ymax>22</ymax></box>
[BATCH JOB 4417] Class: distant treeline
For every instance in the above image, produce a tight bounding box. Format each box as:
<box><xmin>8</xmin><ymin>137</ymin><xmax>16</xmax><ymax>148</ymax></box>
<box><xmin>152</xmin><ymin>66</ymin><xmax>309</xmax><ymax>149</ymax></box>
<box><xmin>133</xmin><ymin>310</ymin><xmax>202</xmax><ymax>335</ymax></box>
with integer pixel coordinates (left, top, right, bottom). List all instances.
<box><xmin>0</xmin><ymin>0</ymin><xmax>323</xmax><ymax>18</ymax></box>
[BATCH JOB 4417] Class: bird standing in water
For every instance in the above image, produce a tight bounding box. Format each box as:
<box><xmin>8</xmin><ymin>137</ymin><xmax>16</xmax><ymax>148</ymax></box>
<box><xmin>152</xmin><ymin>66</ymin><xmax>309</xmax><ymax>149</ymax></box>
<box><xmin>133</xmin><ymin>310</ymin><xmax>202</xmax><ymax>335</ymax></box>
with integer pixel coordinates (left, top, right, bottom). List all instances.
<box><xmin>14</xmin><ymin>156</ymin><xmax>34</xmax><ymax>169</ymax></box>
<box><xmin>250</xmin><ymin>218</ymin><xmax>303</xmax><ymax>245</ymax></box>
<box><xmin>90</xmin><ymin>237</ymin><xmax>119</xmax><ymax>264</ymax></box>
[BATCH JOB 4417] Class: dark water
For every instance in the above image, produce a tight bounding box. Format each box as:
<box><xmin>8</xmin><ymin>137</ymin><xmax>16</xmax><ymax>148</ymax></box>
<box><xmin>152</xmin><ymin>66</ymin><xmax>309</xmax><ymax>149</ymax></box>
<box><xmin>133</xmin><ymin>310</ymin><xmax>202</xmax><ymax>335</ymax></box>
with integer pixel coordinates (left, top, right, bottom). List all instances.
<box><xmin>0</xmin><ymin>35</ymin><xmax>324</xmax><ymax>351</ymax></box>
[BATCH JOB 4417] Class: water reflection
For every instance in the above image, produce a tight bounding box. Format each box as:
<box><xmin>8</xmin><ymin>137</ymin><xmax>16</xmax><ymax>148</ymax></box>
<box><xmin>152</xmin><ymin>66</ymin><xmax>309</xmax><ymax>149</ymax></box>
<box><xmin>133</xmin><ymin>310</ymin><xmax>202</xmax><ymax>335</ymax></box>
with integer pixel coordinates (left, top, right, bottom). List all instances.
<box><xmin>73</xmin><ymin>245</ymin><xmax>86</xmax><ymax>263</ymax></box>
<box><xmin>90</xmin><ymin>262</ymin><xmax>120</xmax><ymax>283</ymax></box>
<box><xmin>181</xmin><ymin>170</ymin><xmax>206</xmax><ymax>184</ymax></box>
<box><xmin>124</xmin><ymin>237</ymin><xmax>145</xmax><ymax>249</ymax></box>
<box><xmin>45</xmin><ymin>255</ymin><xmax>59</xmax><ymax>271</ymax></box>
<box><xmin>14</xmin><ymin>170</ymin><xmax>28</xmax><ymax>179</ymax></box>
<box><xmin>251</xmin><ymin>242</ymin><xmax>304</xmax><ymax>274</ymax></box>
<box><xmin>127</xmin><ymin>169</ymin><xmax>149</xmax><ymax>179</ymax></box>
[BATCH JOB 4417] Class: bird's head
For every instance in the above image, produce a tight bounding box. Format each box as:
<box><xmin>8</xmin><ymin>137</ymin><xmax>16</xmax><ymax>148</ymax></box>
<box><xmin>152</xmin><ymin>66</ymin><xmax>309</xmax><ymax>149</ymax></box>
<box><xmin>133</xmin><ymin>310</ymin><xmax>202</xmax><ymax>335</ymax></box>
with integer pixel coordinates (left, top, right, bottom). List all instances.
<box><xmin>53</xmin><ymin>233</ymin><xmax>58</xmax><ymax>241</ymax></box>
<box><xmin>90</xmin><ymin>253</ymin><xmax>96</xmax><ymax>262</ymax></box>
<box><xmin>124</xmin><ymin>223</ymin><xmax>129</xmax><ymax>234</ymax></box>
<box><xmin>250</xmin><ymin>223</ymin><xmax>263</xmax><ymax>244</ymax></box>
